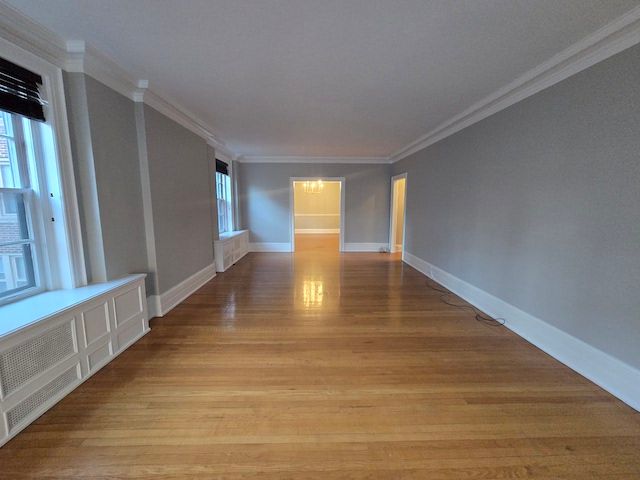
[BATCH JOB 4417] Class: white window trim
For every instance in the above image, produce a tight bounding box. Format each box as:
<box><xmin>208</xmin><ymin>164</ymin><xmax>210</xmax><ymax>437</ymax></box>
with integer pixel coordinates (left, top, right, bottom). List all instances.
<box><xmin>216</xmin><ymin>170</ymin><xmax>233</xmax><ymax>235</ymax></box>
<box><xmin>0</xmin><ymin>36</ymin><xmax>87</xmax><ymax>294</ymax></box>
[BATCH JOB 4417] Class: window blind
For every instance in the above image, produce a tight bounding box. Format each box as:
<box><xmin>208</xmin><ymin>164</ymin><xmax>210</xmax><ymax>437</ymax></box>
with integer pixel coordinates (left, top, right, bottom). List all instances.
<box><xmin>0</xmin><ymin>57</ymin><xmax>46</xmax><ymax>122</ymax></box>
<box><xmin>215</xmin><ymin>159</ymin><xmax>229</xmax><ymax>176</ymax></box>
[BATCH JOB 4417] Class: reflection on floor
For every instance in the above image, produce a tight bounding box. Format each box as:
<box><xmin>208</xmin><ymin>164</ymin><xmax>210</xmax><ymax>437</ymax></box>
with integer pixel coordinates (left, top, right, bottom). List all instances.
<box><xmin>2</xmin><ymin>249</ymin><xmax>640</xmax><ymax>477</ymax></box>
<box><xmin>294</xmin><ymin>233</ymin><xmax>339</xmax><ymax>253</ymax></box>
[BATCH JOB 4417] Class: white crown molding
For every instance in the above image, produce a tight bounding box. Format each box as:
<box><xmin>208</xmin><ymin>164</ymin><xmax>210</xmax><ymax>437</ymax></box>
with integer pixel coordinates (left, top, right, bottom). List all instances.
<box><xmin>390</xmin><ymin>5</ymin><xmax>640</xmax><ymax>163</ymax></box>
<box><xmin>238</xmin><ymin>155</ymin><xmax>391</xmax><ymax>164</ymax></box>
<box><xmin>4</xmin><ymin>1</ymin><xmax>639</xmax><ymax>166</ymax></box>
<box><xmin>206</xmin><ymin>136</ymin><xmax>235</xmax><ymax>162</ymax></box>
<box><xmin>64</xmin><ymin>40</ymin><xmax>147</xmax><ymax>103</ymax></box>
<box><xmin>0</xmin><ymin>1</ymin><xmax>69</xmax><ymax>69</ymax></box>
<box><xmin>142</xmin><ymin>89</ymin><xmax>231</xmax><ymax>154</ymax></box>
<box><xmin>0</xmin><ymin>0</ymin><xmax>237</xmax><ymax>159</ymax></box>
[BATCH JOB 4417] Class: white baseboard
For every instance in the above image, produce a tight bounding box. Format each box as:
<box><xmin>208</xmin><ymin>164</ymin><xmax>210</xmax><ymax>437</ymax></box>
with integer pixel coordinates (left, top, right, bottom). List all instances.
<box><xmin>249</xmin><ymin>242</ymin><xmax>292</xmax><ymax>252</ymax></box>
<box><xmin>402</xmin><ymin>251</ymin><xmax>640</xmax><ymax>412</ymax></box>
<box><xmin>146</xmin><ymin>263</ymin><xmax>216</xmax><ymax>318</ymax></box>
<box><xmin>294</xmin><ymin>228</ymin><xmax>340</xmax><ymax>234</ymax></box>
<box><xmin>343</xmin><ymin>242</ymin><xmax>387</xmax><ymax>252</ymax></box>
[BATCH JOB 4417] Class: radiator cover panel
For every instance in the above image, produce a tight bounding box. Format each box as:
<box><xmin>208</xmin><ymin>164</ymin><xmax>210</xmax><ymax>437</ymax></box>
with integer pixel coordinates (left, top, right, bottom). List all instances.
<box><xmin>6</xmin><ymin>366</ymin><xmax>79</xmax><ymax>433</ymax></box>
<box><xmin>0</xmin><ymin>322</ymin><xmax>75</xmax><ymax>397</ymax></box>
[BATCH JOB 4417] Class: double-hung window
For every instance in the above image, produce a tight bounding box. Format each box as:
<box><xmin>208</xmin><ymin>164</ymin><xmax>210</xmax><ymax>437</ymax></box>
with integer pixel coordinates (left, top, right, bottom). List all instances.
<box><xmin>0</xmin><ymin>109</ymin><xmax>40</xmax><ymax>301</ymax></box>
<box><xmin>0</xmin><ymin>52</ymin><xmax>83</xmax><ymax>306</ymax></box>
<box><xmin>215</xmin><ymin>159</ymin><xmax>233</xmax><ymax>234</ymax></box>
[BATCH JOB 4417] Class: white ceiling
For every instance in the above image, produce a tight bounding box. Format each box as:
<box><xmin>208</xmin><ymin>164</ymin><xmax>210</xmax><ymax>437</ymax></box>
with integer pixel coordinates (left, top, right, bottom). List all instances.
<box><xmin>5</xmin><ymin>0</ymin><xmax>639</xmax><ymax>158</ymax></box>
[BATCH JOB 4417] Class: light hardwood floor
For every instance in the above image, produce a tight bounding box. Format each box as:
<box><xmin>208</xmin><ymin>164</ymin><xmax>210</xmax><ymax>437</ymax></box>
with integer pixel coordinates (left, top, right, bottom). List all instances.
<box><xmin>1</xmin><ymin>243</ymin><xmax>639</xmax><ymax>478</ymax></box>
<box><xmin>295</xmin><ymin>233</ymin><xmax>339</xmax><ymax>252</ymax></box>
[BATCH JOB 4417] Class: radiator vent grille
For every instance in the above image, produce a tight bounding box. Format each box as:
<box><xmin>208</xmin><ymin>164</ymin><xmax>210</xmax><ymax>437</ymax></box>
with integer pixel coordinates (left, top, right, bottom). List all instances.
<box><xmin>6</xmin><ymin>366</ymin><xmax>78</xmax><ymax>432</ymax></box>
<box><xmin>0</xmin><ymin>322</ymin><xmax>75</xmax><ymax>397</ymax></box>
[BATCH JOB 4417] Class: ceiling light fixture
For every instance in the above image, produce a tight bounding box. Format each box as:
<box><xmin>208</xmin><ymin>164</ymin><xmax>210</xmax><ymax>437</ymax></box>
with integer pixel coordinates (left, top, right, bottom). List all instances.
<box><xmin>303</xmin><ymin>180</ymin><xmax>324</xmax><ymax>194</ymax></box>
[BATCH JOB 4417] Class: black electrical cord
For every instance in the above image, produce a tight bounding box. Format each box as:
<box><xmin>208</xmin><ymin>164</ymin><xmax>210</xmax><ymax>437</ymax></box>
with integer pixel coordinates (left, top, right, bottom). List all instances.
<box><xmin>424</xmin><ymin>278</ymin><xmax>506</xmax><ymax>327</ymax></box>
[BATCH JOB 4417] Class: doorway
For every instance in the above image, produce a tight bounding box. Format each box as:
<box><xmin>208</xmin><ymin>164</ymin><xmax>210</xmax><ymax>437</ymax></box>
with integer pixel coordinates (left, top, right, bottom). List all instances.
<box><xmin>389</xmin><ymin>173</ymin><xmax>407</xmax><ymax>254</ymax></box>
<box><xmin>290</xmin><ymin>177</ymin><xmax>345</xmax><ymax>252</ymax></box>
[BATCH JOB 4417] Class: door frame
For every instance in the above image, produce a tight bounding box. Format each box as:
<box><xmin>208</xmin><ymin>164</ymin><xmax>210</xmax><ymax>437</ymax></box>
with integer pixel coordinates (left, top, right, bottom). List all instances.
<box><xmin>389</xmin><ymin>172</ymin><xmax>407</xmax><ymax>254</ymax></box>
<box><xmin>289</xmin><ymin>177</ymin><xmax>345</xmax><ymax>252</ymax></box>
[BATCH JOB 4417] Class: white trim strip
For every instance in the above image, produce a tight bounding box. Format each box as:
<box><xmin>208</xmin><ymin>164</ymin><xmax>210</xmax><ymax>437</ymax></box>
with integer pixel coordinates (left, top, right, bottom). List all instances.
<box><xmin>3</xmin><ymin>1</ymin><xmax>639</xmax><ymax>166</ymax></box>
<box><xmin>249</xmin><ymin>243</ymin><xmax>292</xmax><ymax>253</ymax></box>
<box><xmin>342</xmin><ymin>243</ymin><xmax>387</xmax><ymax>252</ymax></box>
<box><xmin>0</xmin><ymin>3</ymin><xmax>237</xmax><ymax>160</ymax></box>
<box><xmin>390</xmin><ymin>5</ymin><xmax>640</xmax><ymax>162</ymax></box>
<box><xmin>294</xmin><ymin>213</ymin><xmax>340</xmax><ymax>217</ymax></box>
<box><xmin>402</xmin><ymin>251</ymin><xmax>640</xmax><ymax>412</ymax></box>
<box><xmin>239</xmin><ymin>156</ymin><xmax>391</xmax><ymax>164</ymax></box>
<box><xmin>294</xmin><ymin>228</ymin><xmax>340</xmax><ymax>234</ymax></box>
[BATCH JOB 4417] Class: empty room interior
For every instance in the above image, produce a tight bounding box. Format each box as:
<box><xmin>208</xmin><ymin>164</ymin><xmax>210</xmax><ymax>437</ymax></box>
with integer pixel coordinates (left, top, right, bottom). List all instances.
<box><xmin>0</xmin><ymin>1</ymin><xmax>639</xmax><ymax>478</ymax></box>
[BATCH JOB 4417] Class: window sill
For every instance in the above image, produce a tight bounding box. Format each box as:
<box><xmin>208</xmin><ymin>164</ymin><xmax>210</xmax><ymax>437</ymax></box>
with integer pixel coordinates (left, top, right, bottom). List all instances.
<box><xmin>0</xmin><ymin>274</ymin><xmax>146</xmax><ymax>338</ymax></box>
<box><xmin>0</xmin><ymin>286</ymin><xmax>46</xmax><ymax>308</ymax></box>
<box><xmin>218</xmin><ymin>229</ymin><xmax>248</xmax><ymax>241</ymax></box>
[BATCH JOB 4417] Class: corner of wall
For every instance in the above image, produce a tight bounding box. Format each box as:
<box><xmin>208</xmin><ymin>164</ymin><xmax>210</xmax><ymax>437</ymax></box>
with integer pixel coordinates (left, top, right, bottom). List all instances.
<box><xmin>62</xmin><ymin>71</ymin><xmax>107</xmax><ymax>283</ymax></box>
<box><xmin>134</xmin><ymin>102</ymin><xmax>159</xmax><ymax>297</ymax></box>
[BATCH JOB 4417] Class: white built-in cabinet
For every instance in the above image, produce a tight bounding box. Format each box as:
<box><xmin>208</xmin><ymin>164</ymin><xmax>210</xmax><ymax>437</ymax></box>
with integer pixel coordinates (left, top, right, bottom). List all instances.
<box><xmin>213</xmin><ymin>230</ymin><xmax>249</xmax><ymax>272</ymax></box>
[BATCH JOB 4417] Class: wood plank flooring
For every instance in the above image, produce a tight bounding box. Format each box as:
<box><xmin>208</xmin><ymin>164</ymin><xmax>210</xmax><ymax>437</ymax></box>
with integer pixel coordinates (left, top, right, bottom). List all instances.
<box><xmin>295</xmin><ymin>233</ymin><xmax>339</xmax><ymax>252</ymax></box>
<box><xmin>1</xmin><ymin>245</ymin><xmax>639</xmax><ymax>478</ymax></box>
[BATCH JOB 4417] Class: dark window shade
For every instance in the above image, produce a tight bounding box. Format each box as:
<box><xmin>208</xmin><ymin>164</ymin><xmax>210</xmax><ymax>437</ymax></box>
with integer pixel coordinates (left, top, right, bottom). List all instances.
<box><xmin>0</xmin><ymin>57</ymin><xmax>46</xmax><ymax>122</ymax></box>
<box><xmin>216</xmin><ymin>159</ymin><xmax>229</xmax><ymax>175</ymax></box>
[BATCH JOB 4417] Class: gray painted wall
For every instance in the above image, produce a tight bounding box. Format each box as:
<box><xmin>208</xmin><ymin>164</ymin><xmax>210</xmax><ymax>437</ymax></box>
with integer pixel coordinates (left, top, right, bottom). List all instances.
<box><xmin>237</xmin><ymin>162</ymin><xmax>391</xmax><ymax>244</ymax></box>
<box><xmin>63</xmin><ymin>72</ymin><xmax>148</xmax><ymax>284</ymax></box>
<box><xmin>393</xmin><ymin>45</ymin><xmax>640</xmax><ymax>369</ymax></box>
<box><xmin>84</xmin><ymin>76</ymin><xmax>148</xmax><ymax>281</ymax></box>
<box><xmin>63</xmin><ymin>71</ymin><xmax>102</xmax><ymax>282</ymax></box>
<box><xmin>143</xmin><ymin>105</ymin><xmax>214</xmax><ymax>294</ymax></box>
<box><xmin>64</xmin><ymin>74</ymin><xmax>217</xmax><ymax>297</ymax></box>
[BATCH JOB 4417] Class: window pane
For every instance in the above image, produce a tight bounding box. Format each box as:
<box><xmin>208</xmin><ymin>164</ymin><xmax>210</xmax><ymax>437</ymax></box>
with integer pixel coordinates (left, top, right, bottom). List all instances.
<box><xmin>0</xmin><ymin>109</ymin><xmax>40</xmax><ymax>304</ymax></box>
<box><xmin>0</xmin><ymin>111</ymin><xmax>14</xmax><ymax>137</ymax></box>
<box><xmin>0</xmin><ymin>135</ymin><xmax>23</xmax><ymax>188</ymax></box>
<box><xmin>0</xmin><ymin>243</ymin><xmax>35</xmax><ymax>297</ymax></box>
<box><xmin>0</xmin><ymin>259</ymin><xmax>5</xmax><ymax>292</ymax></box>
<box><xmin>0</xmin><ymin>192</ymin><xmax>30</xmax><ymax>241</ymax></box>
<box><xmin>216</xmin><ymin>172</ymin><xmax>228</xmax><ymax>233</ymax></box>
<box><xmin>216</xmin><ymin>172</ymin><xmax>232</xmax><ymax>234</ymax></box>
<box><xmin>13</xmin><ymin>256</ymin><xmax>27</xmax><ymax>287</ymax></box>
<box><xmin>1</xmin><ymin>164</ymin><xmax>13</xmax><ymax>188</ymax></box>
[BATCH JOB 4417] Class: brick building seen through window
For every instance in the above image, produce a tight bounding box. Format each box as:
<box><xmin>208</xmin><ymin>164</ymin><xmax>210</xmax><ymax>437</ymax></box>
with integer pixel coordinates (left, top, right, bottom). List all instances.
<box><xmin>0</xmin><ymin>111</ymin><xmax>35</xmax><ymax>296</ymax></box>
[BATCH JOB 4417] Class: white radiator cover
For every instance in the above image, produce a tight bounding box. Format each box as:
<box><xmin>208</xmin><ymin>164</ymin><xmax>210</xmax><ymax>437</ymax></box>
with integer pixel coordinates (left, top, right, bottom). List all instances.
<box><xmin>214</xmin><ymin>230</ymin><xmax>249</xmax><ymax>272</ymax></box>
<box><xmin>0</xmin><ymin>275</ymin><xmax>149</xmax><ymax>446</ymax></box>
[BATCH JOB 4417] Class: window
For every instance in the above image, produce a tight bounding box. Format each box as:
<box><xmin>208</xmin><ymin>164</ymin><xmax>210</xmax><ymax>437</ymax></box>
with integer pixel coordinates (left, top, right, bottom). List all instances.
<box><xmin>0</xmin><ymin>51</ymin><xmax>86</xmax><ymax>307</ymax></box>
<box><xmin>216</xmin><ymin>170</ymin><xmax>233</xmax><ymax>234</ymax></box>
<box><xmin>0</xmin><ymin>109</ymin><xmax>39</xmax><ymax>301</ymax></box>
<box><xmin>215</xmin><ymin>158</ymin><xmax>233</xmax><ymax>235</ymax></box>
